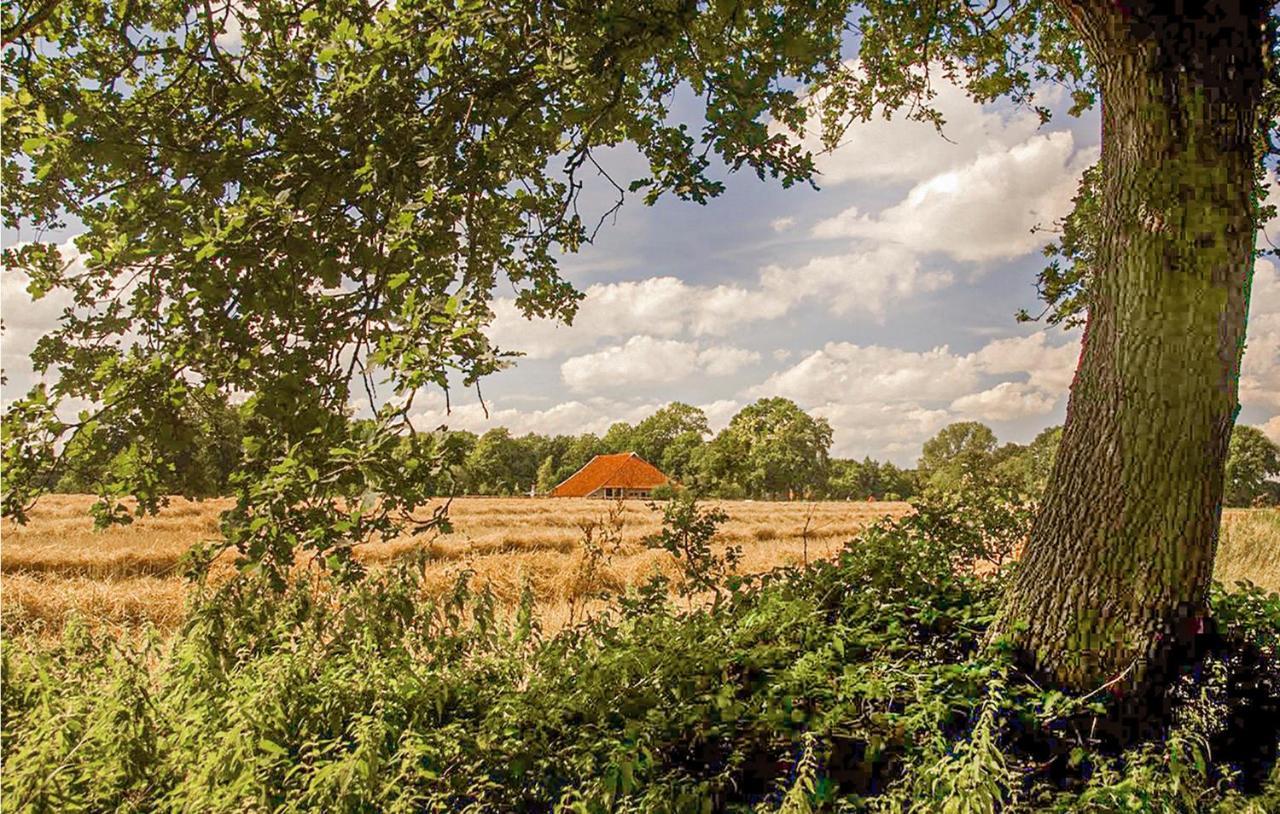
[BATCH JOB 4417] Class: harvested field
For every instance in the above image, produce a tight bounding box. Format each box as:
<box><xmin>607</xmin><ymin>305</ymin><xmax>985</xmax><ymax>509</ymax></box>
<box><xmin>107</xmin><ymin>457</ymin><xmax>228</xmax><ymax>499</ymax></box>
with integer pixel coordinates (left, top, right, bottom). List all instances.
<box><xmin>3</xmin><ymin>496</ymin><xmax>1276</xmax><ymax>633</ymax></box>
<box><xmin>1</xmin><ymin>495</ymin><xmax>911</xmax><ymax>631</ymax></box>
<box><xmin>1216</xmin><ymin>506</ymin><xmax>1280</xmax><ymax>590</ymax></box>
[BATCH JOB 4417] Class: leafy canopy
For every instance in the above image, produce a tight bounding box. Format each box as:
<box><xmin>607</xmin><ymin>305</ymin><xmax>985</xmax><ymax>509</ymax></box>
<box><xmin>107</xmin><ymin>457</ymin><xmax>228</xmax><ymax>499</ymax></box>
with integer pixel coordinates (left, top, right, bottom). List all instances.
<box><xmin>917</xmin><ymin>421</ymin><xmax>998</xmax><ymax>493</ymax></box>
<box><xmin>719</xmin><ymin>397</ymin><xmax>834</xmax><ymax>498</ymax></box>
<box><xmin>1224</xmin><ymin>424</ymin><xmax>1280</xmax><ymax>507</ymax></box>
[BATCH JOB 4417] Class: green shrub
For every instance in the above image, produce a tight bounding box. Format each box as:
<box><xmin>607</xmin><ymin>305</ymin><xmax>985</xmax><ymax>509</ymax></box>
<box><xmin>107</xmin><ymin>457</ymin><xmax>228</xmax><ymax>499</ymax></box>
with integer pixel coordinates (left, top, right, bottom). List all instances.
<box><xmin>649</xmin><ymin>482</ymin><xmax>680</xmax><ymax>501</ymax></box>
<box><xmin>3</xmin><ymin>500</ymin><xmax>1277</xmax><ymax>813</ymax></box>
<box><xmin>909</xmin><ymin>473</ymin><xmax>1038</xmax><ymax>569</ymax></box>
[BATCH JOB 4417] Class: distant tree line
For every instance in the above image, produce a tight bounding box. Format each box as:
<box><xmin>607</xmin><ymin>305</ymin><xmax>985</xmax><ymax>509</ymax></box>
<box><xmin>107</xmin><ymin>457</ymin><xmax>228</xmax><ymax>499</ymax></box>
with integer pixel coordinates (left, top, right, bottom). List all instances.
<box><xmin>52</xmin><ymin>397</ymin><xmax>1280</xmax><ymax>506</ymax></box>
<box><xmin>437</xmin><ymin>398</ymin><xmax>837</xmax><ymax>500</ymax></box>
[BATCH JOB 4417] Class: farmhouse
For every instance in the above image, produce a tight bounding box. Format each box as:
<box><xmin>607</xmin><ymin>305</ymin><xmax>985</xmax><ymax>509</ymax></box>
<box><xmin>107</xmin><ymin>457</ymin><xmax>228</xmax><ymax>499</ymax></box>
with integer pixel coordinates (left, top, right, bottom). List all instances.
<box><xmin>550</xmin><ymin>452</ymin><xmax>670</xmax><ymax>499</ymax></box>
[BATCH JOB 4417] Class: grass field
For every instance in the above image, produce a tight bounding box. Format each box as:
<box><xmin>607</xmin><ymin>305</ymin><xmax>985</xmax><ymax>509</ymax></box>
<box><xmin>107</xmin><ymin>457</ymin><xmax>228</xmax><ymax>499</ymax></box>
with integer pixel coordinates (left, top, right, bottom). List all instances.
<box><xmin>3</xmin><ymin>495</ymin><xmax>1277</xmax><ymax>633</ymax></box>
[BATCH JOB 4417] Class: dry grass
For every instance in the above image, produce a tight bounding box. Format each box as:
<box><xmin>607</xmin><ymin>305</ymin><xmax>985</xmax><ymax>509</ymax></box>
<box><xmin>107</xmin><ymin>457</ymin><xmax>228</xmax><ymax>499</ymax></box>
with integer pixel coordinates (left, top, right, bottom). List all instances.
<box><xmin>1216</xmin><ymin>507</ymin><xmax>1280</xmax><ymax>591</ymax></box>
<box><xmin>1</xmin><ymin>495</ymin><xmax>908</xmax><ymax>632</ymax></box>
<box><xmin>2</xmin><ymin>573</ymin><xmax>191</xmax><ymax>631</ymax></box>
<box><xmin>3</xmin><ymin>496</ymin><xmax>1276</xmax><ymax>634</ymax></box>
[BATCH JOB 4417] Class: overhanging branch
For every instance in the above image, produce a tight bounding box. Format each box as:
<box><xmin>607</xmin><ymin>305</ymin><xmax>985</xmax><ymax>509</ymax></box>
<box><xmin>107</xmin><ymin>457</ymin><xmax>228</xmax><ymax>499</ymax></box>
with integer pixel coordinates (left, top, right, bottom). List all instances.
<box><xmin>4</xmin><ymin>0</ymin><xmax>63</xmax><ymax>46</ymax></box>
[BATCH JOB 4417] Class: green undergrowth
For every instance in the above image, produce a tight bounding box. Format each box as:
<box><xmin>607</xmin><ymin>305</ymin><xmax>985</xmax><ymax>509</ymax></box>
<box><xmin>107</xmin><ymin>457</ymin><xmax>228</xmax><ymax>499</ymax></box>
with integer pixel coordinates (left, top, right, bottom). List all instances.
<box><xmin>3</xmin><ymin>502</ymin><xmax>1279</xmax><ymax>813</ymax></box>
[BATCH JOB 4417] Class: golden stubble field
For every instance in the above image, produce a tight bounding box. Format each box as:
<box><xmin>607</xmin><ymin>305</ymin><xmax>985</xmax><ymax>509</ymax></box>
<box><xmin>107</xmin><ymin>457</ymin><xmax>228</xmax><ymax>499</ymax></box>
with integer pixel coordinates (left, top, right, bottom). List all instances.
<box><xmin>1</xmin><ymin>495</ymin><xmax>911</xmax><ymax>632</ymax></box>
<box><xmin>2</xmin><ymin>495</ymin><xmax>1277</xmax><ymax>634</ymax></box>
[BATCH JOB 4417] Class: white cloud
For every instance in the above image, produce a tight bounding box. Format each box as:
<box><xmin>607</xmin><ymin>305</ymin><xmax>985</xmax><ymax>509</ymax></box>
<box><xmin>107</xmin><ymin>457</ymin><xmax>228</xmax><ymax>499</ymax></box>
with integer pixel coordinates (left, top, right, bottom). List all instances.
<box><xmin>806</xmin><ymin>71</ymin><xmax>1048</xmax><ymax>187</ymax></box>
<box><xmin>1242</xmin><ymin>257</ymin><xmax>1280</xmax><ymax>409</ymax></box>
<box><xmin>811</xmin><ymin>402</ymin><xmax>953</xmax><ymax>459</ymax></box>
<box><xmin>758</xmin><ymin>245</ymin><xmax>953</xmax><ymax>320</ymax></box>
<box><xmin>687</xmin><ymin>284</ymin><xmax>792</xmax><ymax>335</ymax></box>
<box><xmin>489</xmin><ymin>277</ymin><xmax>693</xmax><ymax>357</ymax></box>
<box><xmin>950</xmin><ymin>381</ymin><xmax>1058</xmax><ymax>421</ymax></box>
<box><xmin>970</xmin><ymin>332</ymin><xmax>1080</xmax><ymax>394</ymax></box>
<box><xmin>409</xmin><ymin>393</ymin><xmax>660</xmax><ymax>438</ymax></box>
<box><xmin>749</xmin><ymin>342</ymin><xmax>984</xmax><ymax>406</ymax></box>
<box><xmin>492</xmin><ymin>247</ymin><xmax>950</xmax><ymax>358</ymax></box>
<box><xmin>559</xmin><ymin>336</ymin><xmax>759</xmax><ymax>393</ymax></box>
<box><xmin>1260</xmin><ymin>416</ymin><xmax>1280</xmax><ymax>446</ymax></box>
<box><xmin>2</xmin><ymin>242</ymin><xmax>79</xmax><ymax>397</ymax></box>
<box><xmin>771</xmin><ymin>216</ymin><xmax>796</xmax><ymax>232</ymax></box>
<box><xmin>750</xmin><ymin>331</ymin><xmax>1082</xmax><ymax>462</ymax></box>
<box><xmin>490</xmin><ymin>277</ymin><xmax>789</xmax><ymax>359</ymax></box>
<box><xmin>814</xmin><ymin>133</ymin><xmax>1097</xmax><ymax>263</ymax></box>
<box><xmin>560</xmin><ymin>336</ymin><xmax>698</xmax><ymax>391</ymax></box>
<box><xmin>700</xmin><ymin>399</ymin><xmax>741</xmax><ymax>431</ymax></box>
<box><xmin>697</xmin><ymin>345</ymin><xmax>763</xmax><ymax>377</ymax></box>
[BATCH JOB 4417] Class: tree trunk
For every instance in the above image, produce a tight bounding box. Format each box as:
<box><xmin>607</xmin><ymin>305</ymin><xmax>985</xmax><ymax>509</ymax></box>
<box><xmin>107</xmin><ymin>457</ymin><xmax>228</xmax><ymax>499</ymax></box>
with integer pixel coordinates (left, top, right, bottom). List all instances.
<box><xmin>990</xmin><ymin>2</ymin><xmax>1268</xmax><ymax>691</ymax></box>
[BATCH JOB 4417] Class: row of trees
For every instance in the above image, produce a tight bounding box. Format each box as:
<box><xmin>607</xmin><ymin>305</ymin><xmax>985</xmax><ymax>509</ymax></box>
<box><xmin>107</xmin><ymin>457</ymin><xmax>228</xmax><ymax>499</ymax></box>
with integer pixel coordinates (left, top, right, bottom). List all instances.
<box><xmin>913</xmin><ymin>420</ymin><xmax>1280</xmax><ymax>508</ymax></box>
<box><xmin>458</xmin><ymin>397</ymin><xmax>837</xmax><ymax>499</ymax></box>
<box><xmin>55</xmin><ymin>396</ymin><xmax>1280</xmax><ymax>506</ymax></box>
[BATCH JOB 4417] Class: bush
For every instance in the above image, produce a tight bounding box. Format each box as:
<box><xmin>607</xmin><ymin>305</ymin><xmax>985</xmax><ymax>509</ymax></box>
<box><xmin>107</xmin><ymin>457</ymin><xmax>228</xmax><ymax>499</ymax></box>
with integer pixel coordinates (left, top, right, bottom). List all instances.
<box><xmin>910</xmin><ymin>472</ymin><xmax>1038</xmax><ymax>570</ymax></box>
<box><xmin>3</xmin><ymin>500</ymin><xmax>1278</xmax><ymax>812</ymax></box>
<box><xmin>649</xmin><ymin>482</ymin><xmax>681</xmax><ymax>501</ymax></box>
<box><xmin>714</xmin><ymin>482</ymin><xmax>748</xmax><ymax>500</ymax></box>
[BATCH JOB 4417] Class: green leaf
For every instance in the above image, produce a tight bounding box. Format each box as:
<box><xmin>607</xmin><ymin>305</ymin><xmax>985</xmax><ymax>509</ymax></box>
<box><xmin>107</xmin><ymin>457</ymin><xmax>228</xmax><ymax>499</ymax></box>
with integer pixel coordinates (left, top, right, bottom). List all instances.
<box><xmin>258</xmin><ymin>738</ymin><xmax>288</xmax><ymax>757</ymax></box>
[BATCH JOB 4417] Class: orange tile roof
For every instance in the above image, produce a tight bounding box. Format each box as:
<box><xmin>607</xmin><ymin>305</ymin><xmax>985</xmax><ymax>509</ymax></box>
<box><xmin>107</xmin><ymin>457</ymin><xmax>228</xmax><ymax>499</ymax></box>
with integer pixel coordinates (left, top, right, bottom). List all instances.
<box><xmin>550</xmin><ymin>452</ymin><xmax>670</xmax><ymax>497</ymax></box>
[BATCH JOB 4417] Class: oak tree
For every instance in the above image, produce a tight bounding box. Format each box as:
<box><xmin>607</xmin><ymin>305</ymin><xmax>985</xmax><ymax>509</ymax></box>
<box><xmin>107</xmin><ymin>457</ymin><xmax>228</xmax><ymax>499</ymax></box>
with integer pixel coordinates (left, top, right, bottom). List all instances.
<box><xmin>1224</xmin><ymin>424</ymin><xmax>1280</xmax><ymax>506</ymax></box>
<box><xmin>994</xmin><ymin>425</ymin><xmax>1063</xmax><ymax>498</ymax></box>
<box><xmin>917</xmin><ymin>421</ymin><xmax>999</xmax><ymax>493</ymax></box>
<box><xmin>721</xmin><ymin>397</ymin><xmax>833</xmax><ymax>499</ymax></box>
<box><xmin>631</xmin><ymin>402</ymin><xmax>710</xmax><ymax>478</ymax></box>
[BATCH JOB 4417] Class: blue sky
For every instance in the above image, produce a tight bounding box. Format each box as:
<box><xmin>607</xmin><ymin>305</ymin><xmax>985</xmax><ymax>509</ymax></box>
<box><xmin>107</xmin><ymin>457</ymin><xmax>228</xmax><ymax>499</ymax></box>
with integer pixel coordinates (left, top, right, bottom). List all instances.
<box><xmin>4</xmin><ymin>74</ymin><xmax>1279</xmax><ymax>465</ymax></box>
<box><xmin>404</xmin><ymin>77</ymin><xmax>1280</xmax><ymax>464</ymax></box>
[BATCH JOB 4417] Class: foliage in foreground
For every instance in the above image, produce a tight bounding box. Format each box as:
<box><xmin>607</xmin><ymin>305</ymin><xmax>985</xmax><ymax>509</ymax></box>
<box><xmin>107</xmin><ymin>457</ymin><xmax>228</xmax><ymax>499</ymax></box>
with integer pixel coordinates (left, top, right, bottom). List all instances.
<box><xmin>3</xmin><ymin>504</ymin><xmax>1278</xmax><ymax>813</ymax></box>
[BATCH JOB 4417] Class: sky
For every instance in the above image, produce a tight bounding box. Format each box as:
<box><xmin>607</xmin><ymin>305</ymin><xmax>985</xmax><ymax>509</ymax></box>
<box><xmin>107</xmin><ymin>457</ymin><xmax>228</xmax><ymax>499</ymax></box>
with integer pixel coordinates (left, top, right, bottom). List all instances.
<box><xmin>405</xmin><ymin>76</ymin><xmax>1280</xmax><ymax>464</ymax></box>
<box><xmin>4</xmin><ymin>74</ymin><xmax>1279</xmax><ymax>466</ymax></box>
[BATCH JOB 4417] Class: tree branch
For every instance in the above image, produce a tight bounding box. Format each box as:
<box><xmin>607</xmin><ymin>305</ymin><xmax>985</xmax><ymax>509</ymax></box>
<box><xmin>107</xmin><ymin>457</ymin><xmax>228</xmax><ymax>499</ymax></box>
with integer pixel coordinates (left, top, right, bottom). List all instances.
<box><xmin>4</xmin><ymin>0</ymin><xmax>62</xmax><ymax>46</ymax></box>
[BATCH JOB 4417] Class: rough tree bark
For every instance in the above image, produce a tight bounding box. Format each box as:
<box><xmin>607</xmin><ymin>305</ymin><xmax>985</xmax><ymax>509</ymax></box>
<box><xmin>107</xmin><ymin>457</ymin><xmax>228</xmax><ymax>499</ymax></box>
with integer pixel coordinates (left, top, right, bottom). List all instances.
<box><xmin>990</xmin><ymin>0</ymin><xmax>1270</xmax><ymax>690</ymax></box>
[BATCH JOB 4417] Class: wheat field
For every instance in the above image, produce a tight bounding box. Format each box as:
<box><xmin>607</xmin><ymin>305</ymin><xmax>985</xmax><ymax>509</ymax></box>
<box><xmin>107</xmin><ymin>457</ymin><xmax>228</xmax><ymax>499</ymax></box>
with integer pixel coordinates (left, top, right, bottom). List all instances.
<box><xmin>2</xmin><ymin>495</ymin><xmax>1277</xmax><ymax>634</ymax></box>
<box><xmin>0</xmin><ymin>495</ymin><xmax>910</xmax><ymax>632</ymax></box>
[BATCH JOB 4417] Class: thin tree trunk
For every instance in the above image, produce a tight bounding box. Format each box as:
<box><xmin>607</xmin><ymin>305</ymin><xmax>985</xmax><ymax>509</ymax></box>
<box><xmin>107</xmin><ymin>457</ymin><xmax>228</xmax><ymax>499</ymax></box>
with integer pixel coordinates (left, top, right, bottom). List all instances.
<box><xmin>990</xmin><ymin>1</ymin><xmax>1268</xmax><ymax>690</ymax></box>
